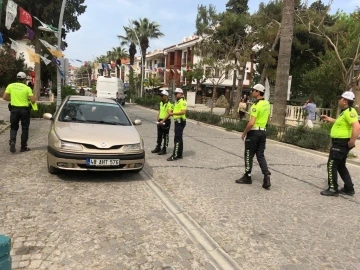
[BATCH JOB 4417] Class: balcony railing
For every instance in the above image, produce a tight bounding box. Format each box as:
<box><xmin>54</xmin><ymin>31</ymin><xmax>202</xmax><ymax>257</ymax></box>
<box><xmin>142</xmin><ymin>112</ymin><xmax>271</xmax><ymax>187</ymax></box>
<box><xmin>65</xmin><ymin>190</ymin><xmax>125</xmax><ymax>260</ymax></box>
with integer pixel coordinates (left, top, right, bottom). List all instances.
<box><xmin>157</xmin><ymin>63</ymin><xmax>165</xmax><ymax>68</ymax></box>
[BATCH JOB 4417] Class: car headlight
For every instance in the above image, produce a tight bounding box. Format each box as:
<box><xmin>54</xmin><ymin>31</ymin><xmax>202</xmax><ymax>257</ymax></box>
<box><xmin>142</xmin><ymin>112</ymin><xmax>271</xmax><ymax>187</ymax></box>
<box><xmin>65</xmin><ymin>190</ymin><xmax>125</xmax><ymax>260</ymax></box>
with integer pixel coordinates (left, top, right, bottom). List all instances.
<box><xmin>60</xmin><ymin>141</ymin><xmax>83</xmax><ymax>151</ymax></box>
<box><xmin>123</xmin><ymin>143</ymin><xmax>142</xmax><ymax>152</ymax></box>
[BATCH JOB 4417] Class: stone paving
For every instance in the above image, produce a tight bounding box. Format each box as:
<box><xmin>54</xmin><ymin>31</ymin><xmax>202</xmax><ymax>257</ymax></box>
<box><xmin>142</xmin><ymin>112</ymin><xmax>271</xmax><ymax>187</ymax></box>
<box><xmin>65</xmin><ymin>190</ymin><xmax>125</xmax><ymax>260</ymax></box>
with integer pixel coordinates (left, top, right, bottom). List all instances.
<box><xmin>1</xmin><ymin>101</ymin><xmax>360</xmax><ymax>269</ymax></box>
<box><xmin>127</xmin><ymin>105</ymin><xmax>360</xmax><ymax>270</ymax></box>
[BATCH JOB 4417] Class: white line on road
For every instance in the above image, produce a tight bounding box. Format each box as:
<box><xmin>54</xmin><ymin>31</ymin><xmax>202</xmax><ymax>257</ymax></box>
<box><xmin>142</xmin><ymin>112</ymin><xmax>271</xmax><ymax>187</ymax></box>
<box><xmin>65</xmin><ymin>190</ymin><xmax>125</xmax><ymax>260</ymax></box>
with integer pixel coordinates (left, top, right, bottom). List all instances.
<box><xmin>141</xmin><ymin>168</ymin><xmax>242</xmax><ymax>270</ymax></box>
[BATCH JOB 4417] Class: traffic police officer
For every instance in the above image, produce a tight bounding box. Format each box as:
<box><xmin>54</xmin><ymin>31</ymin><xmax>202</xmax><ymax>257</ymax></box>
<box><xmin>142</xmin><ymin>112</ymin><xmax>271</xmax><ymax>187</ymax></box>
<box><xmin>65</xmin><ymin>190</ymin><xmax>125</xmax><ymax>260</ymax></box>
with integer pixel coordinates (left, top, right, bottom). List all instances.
<box><xmin>167</xmin><ymin>88</ymin><xmax>187</xmax><ymax>161</ymax></box>
<box><xmin>236</xmin><ymin>84</ymin><xmax>271</xmax><ymax>189</ymax></box>
<box><xmin>320</xmin><ymin>91</ymin><xmax>360</xmax><ymax>196</ymax></box>
<box><xmin>2</xmin><ymin>72</ymin><xmax>36</xmax><ymax>153</ymax></box>
<box><xmin>151</xmin><ymin>90</ymin><xmax>173</xmax><ymax>155</ymax></box>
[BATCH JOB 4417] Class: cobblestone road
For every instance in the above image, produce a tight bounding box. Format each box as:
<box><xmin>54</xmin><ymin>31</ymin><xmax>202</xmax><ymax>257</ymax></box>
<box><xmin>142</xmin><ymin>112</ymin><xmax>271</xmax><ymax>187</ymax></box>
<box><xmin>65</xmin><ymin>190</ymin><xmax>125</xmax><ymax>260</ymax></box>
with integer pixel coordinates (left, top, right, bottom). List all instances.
<box><xmin>1</xmin><ymin>102</ymin><xmax>360</xmax><ymax>269</ymax></box>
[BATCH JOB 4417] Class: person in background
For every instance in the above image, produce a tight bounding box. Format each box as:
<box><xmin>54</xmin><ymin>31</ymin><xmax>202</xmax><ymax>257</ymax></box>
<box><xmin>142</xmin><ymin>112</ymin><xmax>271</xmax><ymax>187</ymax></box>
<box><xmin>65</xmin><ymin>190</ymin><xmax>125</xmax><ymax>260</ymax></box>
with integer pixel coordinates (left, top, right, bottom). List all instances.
<box><xmin>3</xmin><ymin>71</ymin><xmax>36</xmax><ymax>153</ymax></box>
<box><xmin>320</xmin><ymin>91</ymin><xmax>360</xmax><ymax>196</ymax></box>
<box><xmin>238</xmin><ymin>98</ymin><xmax>247</xmax><ymax>120</ymax></box>
<box><xmin>302</xmin><ymin>98</ymin><xmax>316</xmax><ymax>129</ymax></box>
<box><xmin>151</xmin><ymin>90</ymin><xmax>173</xmax><ymax>155</ymax></box>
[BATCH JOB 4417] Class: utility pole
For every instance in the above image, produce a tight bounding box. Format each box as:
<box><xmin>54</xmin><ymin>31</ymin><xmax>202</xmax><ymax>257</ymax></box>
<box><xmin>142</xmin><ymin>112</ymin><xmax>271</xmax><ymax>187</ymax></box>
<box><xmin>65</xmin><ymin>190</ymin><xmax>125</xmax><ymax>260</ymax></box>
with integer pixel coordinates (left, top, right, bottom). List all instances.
<box><xmin>56</xmin><ymin>0</ymin><xmax>66</xmax><ymax>110</ymax></box>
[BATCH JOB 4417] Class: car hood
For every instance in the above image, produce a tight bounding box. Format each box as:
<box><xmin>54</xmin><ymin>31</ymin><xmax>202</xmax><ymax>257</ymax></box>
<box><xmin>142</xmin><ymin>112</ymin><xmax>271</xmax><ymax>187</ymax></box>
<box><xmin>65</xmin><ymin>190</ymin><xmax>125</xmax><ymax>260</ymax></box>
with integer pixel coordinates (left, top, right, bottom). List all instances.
<box><xmin>54</xmin><ymin>122</ymin><xmax>141</xmax><ymax>147</ymax></box>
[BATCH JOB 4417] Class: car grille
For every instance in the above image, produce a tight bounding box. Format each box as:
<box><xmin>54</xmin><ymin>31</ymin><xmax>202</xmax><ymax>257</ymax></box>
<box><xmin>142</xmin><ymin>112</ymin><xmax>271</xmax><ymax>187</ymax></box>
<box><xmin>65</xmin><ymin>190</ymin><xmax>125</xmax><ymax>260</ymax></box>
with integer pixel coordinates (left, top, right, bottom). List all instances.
<box><xmin>82</xmin><ymin>143</ymin><xmax>122</xmax><ymax>150</ymax></box>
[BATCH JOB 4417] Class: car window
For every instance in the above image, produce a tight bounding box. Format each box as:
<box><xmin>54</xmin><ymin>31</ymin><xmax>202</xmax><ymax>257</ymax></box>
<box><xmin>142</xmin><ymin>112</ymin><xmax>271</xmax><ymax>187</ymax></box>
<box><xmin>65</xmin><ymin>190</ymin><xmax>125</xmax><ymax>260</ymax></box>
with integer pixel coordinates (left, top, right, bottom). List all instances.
<box><xmin>58</xmin><ymin>100</ymin><xmax>131</xmax><ymax>126</ymax></box>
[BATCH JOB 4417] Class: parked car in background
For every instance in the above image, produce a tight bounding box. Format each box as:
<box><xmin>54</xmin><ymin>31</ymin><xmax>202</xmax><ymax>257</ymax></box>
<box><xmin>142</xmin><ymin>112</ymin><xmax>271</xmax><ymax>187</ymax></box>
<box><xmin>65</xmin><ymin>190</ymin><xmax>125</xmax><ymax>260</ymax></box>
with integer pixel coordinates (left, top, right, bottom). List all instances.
<box><xmin>43</xmin><ymin>96</ymin><xmax>144</xmax><ymax>174</ymax></box>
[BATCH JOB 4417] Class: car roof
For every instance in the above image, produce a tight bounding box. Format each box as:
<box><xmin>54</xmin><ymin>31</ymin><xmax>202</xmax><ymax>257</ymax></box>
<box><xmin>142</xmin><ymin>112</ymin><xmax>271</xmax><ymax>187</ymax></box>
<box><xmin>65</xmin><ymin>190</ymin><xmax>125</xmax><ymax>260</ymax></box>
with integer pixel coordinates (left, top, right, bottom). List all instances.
<box><xmin>67</xmin><ymin>95</ymin><xmax>118</xmax><ymax>104</ymax></box>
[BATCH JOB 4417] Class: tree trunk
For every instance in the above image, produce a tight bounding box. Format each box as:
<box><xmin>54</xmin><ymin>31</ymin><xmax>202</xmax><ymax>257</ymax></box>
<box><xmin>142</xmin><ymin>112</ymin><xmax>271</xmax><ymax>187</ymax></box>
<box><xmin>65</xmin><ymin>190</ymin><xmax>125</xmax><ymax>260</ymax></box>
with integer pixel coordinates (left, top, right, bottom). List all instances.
<box><xmin>116</xmin><ymin>66</ymin><xmax>120</xmax><ymax>78</ymax></box>
<box><xmin>225</xmin><ymin>66</ymin><xmax>237</xmax><ymax>115</ymax></box>
<box><xmin>33</xmin><ymin>37</ymin><xmax>41</xmax><ymax>100</ymax></box>
<box><xmin>210</xmin><ymin>84</ymin><xmax>217</xmax><ymax>114</ymax></box>
<box><xmin>232</xmin><ymin>76</ymin><xmax>245</xmax><ymax>118</ymax></box>
<box><xmin>259</xmin><ymin>27</ymin><xmax>281</xmax><ymax>85</ymax></box>
<box><xmin>271</xmin><ymin>0</ymin><xmax>295</xmax><ymax>127</ymax></box>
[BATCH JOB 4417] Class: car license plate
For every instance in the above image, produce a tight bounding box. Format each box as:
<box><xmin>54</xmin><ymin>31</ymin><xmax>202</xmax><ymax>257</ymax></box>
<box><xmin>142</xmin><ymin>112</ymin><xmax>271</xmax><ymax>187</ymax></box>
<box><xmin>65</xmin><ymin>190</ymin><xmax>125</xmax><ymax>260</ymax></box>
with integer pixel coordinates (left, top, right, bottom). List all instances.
<box><xmin>86</xmin><ymin>159</ymin><xmax>120</xmax><ymax>166</ymax></box>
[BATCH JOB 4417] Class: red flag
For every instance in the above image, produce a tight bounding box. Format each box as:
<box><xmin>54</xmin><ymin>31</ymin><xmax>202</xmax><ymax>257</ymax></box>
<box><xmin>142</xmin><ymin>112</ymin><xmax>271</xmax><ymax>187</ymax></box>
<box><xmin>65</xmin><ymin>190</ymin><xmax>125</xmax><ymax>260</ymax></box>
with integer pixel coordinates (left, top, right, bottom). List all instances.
<box><xmin>19</xmin><ymin>7</ymin><xmax>32</xmax><ymax>27</ymax></box>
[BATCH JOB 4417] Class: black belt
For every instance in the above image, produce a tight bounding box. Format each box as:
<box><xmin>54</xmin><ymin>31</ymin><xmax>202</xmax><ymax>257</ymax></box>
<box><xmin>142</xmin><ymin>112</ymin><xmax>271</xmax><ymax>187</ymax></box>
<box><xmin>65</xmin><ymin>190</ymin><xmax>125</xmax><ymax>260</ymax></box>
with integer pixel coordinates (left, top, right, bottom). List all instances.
<box><xmin>11</xmin><ymin>105</ymin><xmax>30</xmax><ymax>109</ymax></box>
<box><xmin>332</xmin><ymin>138</ymin><xmax>350</xmax><ymax>143</ymax></box>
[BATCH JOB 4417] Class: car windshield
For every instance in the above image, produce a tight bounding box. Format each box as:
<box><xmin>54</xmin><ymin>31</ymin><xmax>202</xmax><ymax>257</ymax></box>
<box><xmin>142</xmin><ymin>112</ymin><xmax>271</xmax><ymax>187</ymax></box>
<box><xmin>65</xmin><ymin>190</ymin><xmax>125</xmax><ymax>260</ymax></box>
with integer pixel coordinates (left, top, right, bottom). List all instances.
<box><xmin>58</xmin><ymin>100</ymin><xmax>131</xmax><ymax>126</ymax></box>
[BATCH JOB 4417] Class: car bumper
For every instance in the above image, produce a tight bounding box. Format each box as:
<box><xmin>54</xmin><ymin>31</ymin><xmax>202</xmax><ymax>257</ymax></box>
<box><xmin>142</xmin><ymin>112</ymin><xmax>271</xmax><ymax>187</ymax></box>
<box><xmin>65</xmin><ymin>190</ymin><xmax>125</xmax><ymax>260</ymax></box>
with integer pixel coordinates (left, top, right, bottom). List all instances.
<box><xmin>48</xmin><ymin>147</ymin><xmax>145</xmax><ymax>171</ymax></box>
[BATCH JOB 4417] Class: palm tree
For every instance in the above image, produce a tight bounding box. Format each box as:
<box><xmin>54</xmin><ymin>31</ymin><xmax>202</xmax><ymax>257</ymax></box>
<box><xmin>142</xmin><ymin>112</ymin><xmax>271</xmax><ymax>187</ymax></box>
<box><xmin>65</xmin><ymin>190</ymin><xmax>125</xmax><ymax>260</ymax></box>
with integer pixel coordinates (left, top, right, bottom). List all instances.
<box><xmin>272</xmin><ymin>0</ymin><xmax>295</xmax><ymax>126</ymax></box>
<box><xmin>112</xmin><ymin>47</ymin><xmax>129</xmax><ymax>78</ymax></box>
<box><xmin>132</xmin><ymin>18</ymin><xmax>164</xmax><ymax>96</ymax></box>
<box><xmin>118</xmin><ymin>26</ymin><xmax>138</xmax><ymax>97</ymax></box>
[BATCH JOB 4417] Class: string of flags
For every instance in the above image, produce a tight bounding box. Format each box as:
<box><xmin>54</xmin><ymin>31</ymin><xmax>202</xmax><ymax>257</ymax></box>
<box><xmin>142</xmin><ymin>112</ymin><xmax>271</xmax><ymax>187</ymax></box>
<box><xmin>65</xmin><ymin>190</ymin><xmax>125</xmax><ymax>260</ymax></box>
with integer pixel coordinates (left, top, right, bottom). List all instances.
<box><xmin>0</xmin><ymin>0</ymin><xmax>62</xmax><ymax>67</ymax></box>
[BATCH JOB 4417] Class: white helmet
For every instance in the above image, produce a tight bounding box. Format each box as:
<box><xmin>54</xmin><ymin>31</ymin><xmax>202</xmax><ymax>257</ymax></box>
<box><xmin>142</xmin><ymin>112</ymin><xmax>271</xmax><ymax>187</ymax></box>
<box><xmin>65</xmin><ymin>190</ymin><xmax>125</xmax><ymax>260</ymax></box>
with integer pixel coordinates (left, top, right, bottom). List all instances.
<box><xmin>17</xmin><ymin>72</ymin><xmax>26</xmax><ymax>79</ymax></box>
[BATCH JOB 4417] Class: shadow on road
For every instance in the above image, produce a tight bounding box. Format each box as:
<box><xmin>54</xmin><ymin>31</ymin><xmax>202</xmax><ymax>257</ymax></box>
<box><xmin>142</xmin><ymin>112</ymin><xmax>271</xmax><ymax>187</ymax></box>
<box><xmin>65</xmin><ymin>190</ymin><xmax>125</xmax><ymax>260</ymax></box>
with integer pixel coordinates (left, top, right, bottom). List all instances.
<box><xmin>54</xmin><ymin>170</ymin><xmax>147</xmax><ymax>183</ymax></box>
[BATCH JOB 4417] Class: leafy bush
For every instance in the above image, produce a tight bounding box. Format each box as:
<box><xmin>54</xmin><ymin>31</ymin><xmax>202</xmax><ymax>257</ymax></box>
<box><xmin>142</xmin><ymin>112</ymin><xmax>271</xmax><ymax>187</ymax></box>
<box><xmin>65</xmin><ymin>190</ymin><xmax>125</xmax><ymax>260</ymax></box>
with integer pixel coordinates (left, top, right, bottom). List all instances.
<box><xmin>297</xmin><ymin>128</ymin><xmax>330</xmax><ymax>150</ymax></box>
<box><xmin>319</xmin><ymin>121</ymin><xmax>333</xmax><ymax>131</ymax></box>
<box><xmin>221</xmin><ymin>119</ymin><xmax>247</xmax><ymax>132</ymax></box>
<box><xmin>61</xmin><ymin>85</ymin><xmax>77</xmax><ymax>99</ymax></box>
<box><xmin>266</xmin><ymin>124</ymin><xmax>279</xmax><ymax>140</ymax></box>
<box><xmin>52</xmin><ymin>85</ymin><xmax>77</xmax><ymax>99</ymax></box>
<box><xmin>134</xmin><ymin>97</ymin><xmax>160</xmax><ymax>110</ymax></box>
<box><xmin>31</xmin><ymin>102</ymin><xmax>56</xmax><ymax>118</ymax></box>
<box><xmin>282</xmin><ymin>126</ymin><xmax>330</xmax><ymax>150</ymax></box>
<box><xmin>283</xmin><ymin>126</ymin><xmax>304</xmax><ymax>145</ymax></box>
<box><xmin>187</xmin><ymin>111</ymin><xmax>221</xmax><ymax>125</ymax></box>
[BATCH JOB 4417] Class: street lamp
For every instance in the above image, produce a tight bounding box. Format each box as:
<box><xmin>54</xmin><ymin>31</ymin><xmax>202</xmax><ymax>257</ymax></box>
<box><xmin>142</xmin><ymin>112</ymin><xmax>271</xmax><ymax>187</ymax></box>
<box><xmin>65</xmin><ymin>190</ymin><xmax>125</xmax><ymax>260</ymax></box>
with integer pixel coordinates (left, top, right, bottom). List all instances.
<box><xmin>56</xmin><ymin>0</ymin><xmax>66</xmax><ymax>110</ymax></box>
<box><xmin>128</xmin><ymin>19</ymin><xmax>144</xmax><ymax>98</ymax></box>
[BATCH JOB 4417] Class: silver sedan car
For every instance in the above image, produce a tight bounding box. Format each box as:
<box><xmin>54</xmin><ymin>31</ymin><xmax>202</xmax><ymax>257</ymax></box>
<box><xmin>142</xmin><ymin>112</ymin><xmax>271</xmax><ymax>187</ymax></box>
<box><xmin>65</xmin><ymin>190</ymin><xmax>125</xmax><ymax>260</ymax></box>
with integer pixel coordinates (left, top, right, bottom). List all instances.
<box><xmin>43</xmin><ymin>96</ymin><xmax>144</xmax><ymax>174</ymax></box>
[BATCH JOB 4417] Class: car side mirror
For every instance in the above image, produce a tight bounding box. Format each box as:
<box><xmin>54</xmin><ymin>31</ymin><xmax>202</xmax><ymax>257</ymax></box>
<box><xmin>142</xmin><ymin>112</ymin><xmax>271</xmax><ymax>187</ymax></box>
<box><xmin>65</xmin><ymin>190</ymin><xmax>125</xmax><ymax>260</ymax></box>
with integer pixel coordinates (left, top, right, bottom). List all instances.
<box><xmin>43</xmin><ymin>113</ymin><xmax>53</xmax><ymax>120</ymax></box>
<box><xmin>133</xmin><ymin>119</ymin><xmax>142</xmax><ymax>125</ymax></box>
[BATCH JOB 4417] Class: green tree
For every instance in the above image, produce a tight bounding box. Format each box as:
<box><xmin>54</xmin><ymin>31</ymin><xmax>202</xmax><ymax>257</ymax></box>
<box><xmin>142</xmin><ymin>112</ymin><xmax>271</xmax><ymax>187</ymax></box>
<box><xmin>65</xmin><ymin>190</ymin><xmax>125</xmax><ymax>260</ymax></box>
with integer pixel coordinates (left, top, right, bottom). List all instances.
<box><xmin>195</xmin><ymin>4</ymin><xmax>253</xmax><ymax>116</ymax></box>
<box><xmin>226</xmin><ymin>0</ymin><xmax>249</xmax><ymax>14</ymax></box>
<box><xmin>183</xmin><ymin>63</ymin><xmax>206</xmax><ymax>93</ymax></box>
<box><xmin>0</xmin><ymin>0</ymin><xmax>87</xmax><ymax>98</ymax></box>
<box><xmin>0</xmin><ymin>44</ymin><xmax>31</xmax><ymax>87</ymax></box>
<box><xmin>111</xmin><ymin>47</ymin><xmax>129</xmax><ymax>78</ymax></box>
<box><xmin>75</xmin><ymin>62</ymin><xmax>92</xmax><ymax>87</ymax></box>
<box><xmin>132</xmin><ymin>18</ymin><xmax>164</xmax><ymax>97</ymax></box>
<box><xmin>118</xmin><ymin>26</ymin><xmax>138</xmax><ymax>99</ymax></box>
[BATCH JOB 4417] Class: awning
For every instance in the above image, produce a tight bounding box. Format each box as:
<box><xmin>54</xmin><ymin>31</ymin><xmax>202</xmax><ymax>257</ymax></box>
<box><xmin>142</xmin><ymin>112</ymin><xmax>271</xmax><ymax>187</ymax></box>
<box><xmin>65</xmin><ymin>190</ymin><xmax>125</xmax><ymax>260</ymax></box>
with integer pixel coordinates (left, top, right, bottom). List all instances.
<box><xmin>159</xmin><ymin>87</ymin><xmax>168</xmax><ymax>90</ymax></box>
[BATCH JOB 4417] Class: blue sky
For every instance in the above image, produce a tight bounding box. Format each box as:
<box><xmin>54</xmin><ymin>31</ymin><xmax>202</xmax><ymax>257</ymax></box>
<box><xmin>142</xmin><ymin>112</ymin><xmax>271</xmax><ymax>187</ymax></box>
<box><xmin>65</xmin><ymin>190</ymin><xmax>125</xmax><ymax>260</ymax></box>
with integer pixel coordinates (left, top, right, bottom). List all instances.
<box><xmin>65</xmin><ymin>0</ymin><xmax>360</xmax><ymax>65</ymax></box>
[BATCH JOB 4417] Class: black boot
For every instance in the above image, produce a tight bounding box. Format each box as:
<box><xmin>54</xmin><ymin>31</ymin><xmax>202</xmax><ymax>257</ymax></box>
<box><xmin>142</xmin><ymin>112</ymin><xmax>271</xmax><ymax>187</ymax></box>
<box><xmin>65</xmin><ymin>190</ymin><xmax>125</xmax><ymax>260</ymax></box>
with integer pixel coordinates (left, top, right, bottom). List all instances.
<box><xmin>151</xmin><ymin>145</ymin><xmax>161</xmax><ymax>153</ymax></box>
<box><xmin>339</xmin><ymin>187</ymin><xmax>355</xmax><ymax>196</ymax></box>
<box><xmin>320</xmin><ymin>188</ymin><xmax>339</xmax><ymax>197</ymax></box>
<box><xmin>158</xmin><ymin>147</ymin><xmax>167</xmax><ymax>155</ymax></box>
<box><xmin>262</xmin><ymin>175</ymin><xmax>271</xmax><ymax>189</ymax></box>
<box><xmin>9</xmin><ymin>141</ymin><xmax>16</xmax><ymax>153</ymax></box>
<box><xmin>235</xmin><ymin>174</ymin><xmax>252</xmax><ymax>184</ymax></box>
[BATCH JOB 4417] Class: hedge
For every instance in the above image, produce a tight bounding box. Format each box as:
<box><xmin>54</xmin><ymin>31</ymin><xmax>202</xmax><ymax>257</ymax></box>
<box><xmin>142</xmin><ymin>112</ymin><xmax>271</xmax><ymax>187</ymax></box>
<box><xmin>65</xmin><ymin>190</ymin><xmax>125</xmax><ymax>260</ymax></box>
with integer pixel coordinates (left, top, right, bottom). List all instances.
<box><xmin>31</xmin><ymin>103</ymin><xmax>56</xmax><ymax>118</ymax></box>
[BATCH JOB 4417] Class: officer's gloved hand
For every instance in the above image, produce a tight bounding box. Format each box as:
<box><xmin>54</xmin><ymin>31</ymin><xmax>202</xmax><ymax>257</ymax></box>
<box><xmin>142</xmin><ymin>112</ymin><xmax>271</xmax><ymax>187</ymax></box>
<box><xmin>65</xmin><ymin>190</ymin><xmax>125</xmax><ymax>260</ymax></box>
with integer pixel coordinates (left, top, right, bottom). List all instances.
<box><xmin>8</xmin><ymin>103</ymin><xmax>11</xmax><ymax>111</ymax></box>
